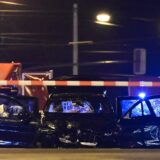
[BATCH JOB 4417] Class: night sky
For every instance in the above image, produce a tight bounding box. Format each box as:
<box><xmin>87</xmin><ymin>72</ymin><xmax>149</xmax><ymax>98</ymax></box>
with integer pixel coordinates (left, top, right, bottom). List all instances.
<box><xmin>0</xmin><ymin>0</ymin><xmax>160</xmax><ymax>77</ymax></box>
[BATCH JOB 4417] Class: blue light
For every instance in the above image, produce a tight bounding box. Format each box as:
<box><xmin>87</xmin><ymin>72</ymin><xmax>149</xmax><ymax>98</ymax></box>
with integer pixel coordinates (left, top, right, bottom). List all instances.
<box><xmin>138</xmin><ymin>92</ymin><xmax>146</xmax><ymax>99</ymax></box>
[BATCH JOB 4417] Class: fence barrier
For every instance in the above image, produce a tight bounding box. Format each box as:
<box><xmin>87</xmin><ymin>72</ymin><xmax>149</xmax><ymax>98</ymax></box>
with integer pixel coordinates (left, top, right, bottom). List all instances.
<box><xmin>0</xmin><ymin>80</ymin><xmax>159</xmax><ymax>87</ymax></box>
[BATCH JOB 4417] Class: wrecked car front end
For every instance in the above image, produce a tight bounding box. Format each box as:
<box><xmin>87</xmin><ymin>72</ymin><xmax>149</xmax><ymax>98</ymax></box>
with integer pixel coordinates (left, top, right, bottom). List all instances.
<box><xmin>43</xmin><ymin>92</ymin><xmax>117</xmax><ymax>148</ymax></box>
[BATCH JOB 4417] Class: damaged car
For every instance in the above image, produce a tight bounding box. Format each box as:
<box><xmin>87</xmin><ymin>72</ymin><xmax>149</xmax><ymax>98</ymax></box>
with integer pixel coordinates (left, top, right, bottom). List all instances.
<box><xmin>0</xmin><ymin>93</ymin><xmax>55</xmax><ymax>147</ymax></box>
<box><xmin>117</xmin><ymin>95</ymin><xmax>160</xmax><ymax>148</ymax></box>
<box><xmin>43</xmin><ymin>87</ymin><xmax>117</xmax><ymax>148</ymax></box>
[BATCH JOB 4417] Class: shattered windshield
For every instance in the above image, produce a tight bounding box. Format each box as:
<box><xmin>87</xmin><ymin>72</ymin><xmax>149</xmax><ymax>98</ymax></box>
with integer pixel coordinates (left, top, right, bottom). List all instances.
<box><xmin>47</xmin><ymin>94</ymin><xmax>112</xmax><ymax>113</ymax></box>
<box><xmin>149</xmin><ymin>98</ymin><xmax>160</xmax><ymax>117</ymax></box>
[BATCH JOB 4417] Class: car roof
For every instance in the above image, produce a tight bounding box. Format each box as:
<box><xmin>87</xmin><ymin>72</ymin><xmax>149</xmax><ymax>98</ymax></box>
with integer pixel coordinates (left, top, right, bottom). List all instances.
<box><xmin>53</xmin><ymin>74</ymin><xmax>130</xmax><ymax>81</ymax></box>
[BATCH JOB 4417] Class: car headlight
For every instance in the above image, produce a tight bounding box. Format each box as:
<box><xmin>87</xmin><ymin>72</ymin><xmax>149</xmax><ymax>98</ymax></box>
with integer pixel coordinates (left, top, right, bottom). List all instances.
<box><xmin>67</xmin><ymin>122</ymin><xmax>73</xmax><ymax>129</ymax></box>
<box><xmin>47</xmin><ymin>122</ymin><xmax>56</xmax><ymax>130</ymax></box>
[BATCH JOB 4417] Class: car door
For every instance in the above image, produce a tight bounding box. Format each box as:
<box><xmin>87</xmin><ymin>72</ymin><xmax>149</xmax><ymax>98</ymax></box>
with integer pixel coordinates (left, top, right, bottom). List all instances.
<box><xmin>117</xmin><ymin>96</ymin><xmax>160</xmax><ymax>147</ymax></box>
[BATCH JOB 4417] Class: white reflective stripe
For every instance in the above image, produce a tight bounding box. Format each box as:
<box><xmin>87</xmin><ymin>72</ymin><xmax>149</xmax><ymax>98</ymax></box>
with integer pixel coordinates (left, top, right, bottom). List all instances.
<box><xmin>43</xmin><ymin>81</ymin><xmax>56</xmax><ymax>86</ymax></box>
<box><xmin>80</xmin><ymin>142</ymin><xmax>97</xmax><ymax>146</ymax></box>
<box><xmin>18</xmin><ymin>80</ymin><xmax>32</xmax><ymax>86</ymax></box>
<box><xmin>0</xmin><ymin>80</ymin><xmax>7</xmax><ymax>85</ymax></box>
<box><xmin>91</xmin><ymin>81</ymin><xmax>104</xmax><ymax>86</ymax></box>
<box><xmin>140</xmin><ymin>81</ymin><xmax>153</xmax><ymax>87</ymax></box>
<box><xmin>115</xmin><ymin>81</ymin><xmax>129</xmax><ymax>86</ymax></box>
<box><xmin>67</xmin><ymin>81</ymin><xmax>80</xmax><ymax>86</ymax></box>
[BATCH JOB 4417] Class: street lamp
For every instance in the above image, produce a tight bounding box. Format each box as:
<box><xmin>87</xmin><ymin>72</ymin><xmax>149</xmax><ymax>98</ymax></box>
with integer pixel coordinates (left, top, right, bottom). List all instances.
<box><xmin>95</xmin><ymin>12</ymin><xmax>121</xmax><ymax>27</ymax></box>
<box><xmin>95</xmin><ymin>13</ymin><xmax>111</xmax><ymax>25</ymax></box>
<box><xmin>96</xmin><ymin>13</ymin><xmax>111</xmax><ymax>22</ymax></box>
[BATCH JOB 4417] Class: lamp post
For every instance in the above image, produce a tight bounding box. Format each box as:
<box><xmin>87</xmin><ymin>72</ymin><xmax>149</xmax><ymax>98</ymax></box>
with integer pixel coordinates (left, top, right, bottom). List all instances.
<box><xmin>73</xmin><ymin>3</ymin><xmax>78</xmax><ymax>75</ymax></box>
<box><xmin>72</xmin><ymin>10</ymin><xmax>112</xmax><ymax>75</ymax></box>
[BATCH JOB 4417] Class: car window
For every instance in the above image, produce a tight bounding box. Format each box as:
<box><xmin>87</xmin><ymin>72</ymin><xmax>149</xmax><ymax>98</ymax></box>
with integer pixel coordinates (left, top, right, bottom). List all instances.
<box><xmin>149</xmin><ymin>98</ymin><xmax>160</xmax><ymax>117</ymax></box>
<box><xmin>120</xmin><ymin>99</ymin><xmax>139</xmax><ymax>116</ymax></box>
<box><xmin>130</xmin><ymin>101</ymin><xmax>151</xmax><ymax>118</ymax></box>
<box><xmin>120</xmin><ymin>99</ymin><xmax>151</xmax><ymax>119</ymax></box>
<box><xmin>47</xmin><ymin>94</ymin><xmax>111</xmax><ymax>113</ymax></box>
<box><xmin>0</xmin><ymin>96</ymin><xmax>24</xmax><ymax>118</ymax></box>
<box><xmin>48</xmin><ymin>100</ymin><xmax>96</xmax><ymax>113</ymax></box>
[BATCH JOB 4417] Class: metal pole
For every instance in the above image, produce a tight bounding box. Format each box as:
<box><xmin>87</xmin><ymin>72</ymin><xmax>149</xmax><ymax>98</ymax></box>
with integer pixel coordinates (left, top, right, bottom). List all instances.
<box><xmin>73</xmin><ymin>3</ymin><xmax>78</xmax><ymax>75</ymax></box>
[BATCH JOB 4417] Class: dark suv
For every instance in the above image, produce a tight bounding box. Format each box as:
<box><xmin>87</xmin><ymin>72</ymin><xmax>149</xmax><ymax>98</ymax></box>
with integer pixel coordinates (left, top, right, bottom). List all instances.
<box><xmin>0</xmin><ymin>93</ymin><xmax>57</xmax><ymax>147</ymax></box>
<box><xmin>0</xmin><ymin>94</ymin><xmax>40</xmax><ymax>147</ymax></box>
<box><xmin>117</xmin><ymin>95</ymin><xmax>160</xmax><ymax>148</ymax></box>
<box><xmin>43</xmin><ymin>85</ymin><xmax>117</xmax><ymax>148</ymax></box>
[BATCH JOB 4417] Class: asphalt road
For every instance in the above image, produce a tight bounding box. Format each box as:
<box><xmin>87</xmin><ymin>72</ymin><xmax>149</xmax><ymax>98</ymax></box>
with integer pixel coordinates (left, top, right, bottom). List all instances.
<box><xmin>0</xmin><ymin>148</ymin><xmax>160</xmax><ymax>160</ymax></box>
